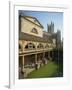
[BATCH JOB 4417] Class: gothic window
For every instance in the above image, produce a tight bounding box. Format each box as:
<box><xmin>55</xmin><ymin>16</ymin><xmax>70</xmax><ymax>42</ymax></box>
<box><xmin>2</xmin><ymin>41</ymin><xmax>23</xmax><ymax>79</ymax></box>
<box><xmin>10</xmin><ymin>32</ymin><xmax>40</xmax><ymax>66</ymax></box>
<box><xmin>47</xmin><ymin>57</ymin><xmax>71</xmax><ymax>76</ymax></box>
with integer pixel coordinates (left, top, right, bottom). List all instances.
<box><xmin>31</xmin><ymin>28</ymin><xmax>38</xmax><ymax>34</ymax></box>
<box><xmin>37</xmin><ymin>43</ymin><xmax>44</xmax><ymax>49</ymax></box>
<box><xmin>25</xmin><ymin>43</ymin><xmax>35</xmax><ymax>50</ymax></box>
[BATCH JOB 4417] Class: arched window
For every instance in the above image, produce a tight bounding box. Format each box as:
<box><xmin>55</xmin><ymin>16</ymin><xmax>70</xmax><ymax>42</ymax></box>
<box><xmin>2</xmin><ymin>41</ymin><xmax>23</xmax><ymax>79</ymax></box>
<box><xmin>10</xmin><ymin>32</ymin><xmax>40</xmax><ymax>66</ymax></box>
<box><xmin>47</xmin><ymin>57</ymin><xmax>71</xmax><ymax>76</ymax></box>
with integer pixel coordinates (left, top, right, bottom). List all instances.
<box><xmin>25</xmin><ymin>43</ymin><xmax>35</xmax><ymax>49</ymax></box>
<box><xmin>37</xmin><ymin>43</ymin><xmax>44</xmax><ymax>49</ymax></box>
<box><xmin>31</xmin><ymin>28</ymin><xmax>38</xmax><ymax>34</ymax></box>
<box><xmin>45</xmin><ymin>44</ymin><xmax>49</xmax><ymax>48</ymax></box>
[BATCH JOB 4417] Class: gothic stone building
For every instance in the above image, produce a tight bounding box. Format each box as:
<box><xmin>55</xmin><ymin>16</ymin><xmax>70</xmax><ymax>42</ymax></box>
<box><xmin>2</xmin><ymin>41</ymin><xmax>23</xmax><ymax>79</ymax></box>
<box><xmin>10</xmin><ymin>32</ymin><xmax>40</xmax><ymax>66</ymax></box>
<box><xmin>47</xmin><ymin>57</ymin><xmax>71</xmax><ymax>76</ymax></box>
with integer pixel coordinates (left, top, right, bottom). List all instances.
<box><xmin>19</xmin><ymin>15</ymin><xmax>56</xmax><ymax>78</ymax></box>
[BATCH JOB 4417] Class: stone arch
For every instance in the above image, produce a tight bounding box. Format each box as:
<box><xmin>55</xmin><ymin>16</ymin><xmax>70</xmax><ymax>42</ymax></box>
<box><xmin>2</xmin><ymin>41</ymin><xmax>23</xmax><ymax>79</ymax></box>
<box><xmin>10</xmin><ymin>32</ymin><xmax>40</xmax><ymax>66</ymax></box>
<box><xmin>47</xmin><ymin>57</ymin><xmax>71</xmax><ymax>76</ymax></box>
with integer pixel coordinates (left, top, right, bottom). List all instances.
<box><xmin>45</xmin><ymin>44</ymin><xmax>49</xmax><ymax>48</ymax></box>
<box><xmin>25</xmin><ymin>42</ymin><xmax>36</xmax><ymax>49</ymax></box>
<box><xmin>19</xmin><ymin>43</ymin><xmax>22</xmax><ymax>51</ymax></box>
<box><xmin>37</xmin><ymin>43</ymin><xmax>44</xmax><ymax>49</ymax></box>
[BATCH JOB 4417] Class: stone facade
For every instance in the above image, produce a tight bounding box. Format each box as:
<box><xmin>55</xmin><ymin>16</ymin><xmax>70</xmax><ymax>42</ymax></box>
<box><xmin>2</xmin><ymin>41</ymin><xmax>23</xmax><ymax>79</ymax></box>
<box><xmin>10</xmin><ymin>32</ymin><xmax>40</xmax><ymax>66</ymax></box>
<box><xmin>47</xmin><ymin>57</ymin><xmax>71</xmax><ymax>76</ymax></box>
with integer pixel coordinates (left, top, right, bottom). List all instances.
<box><xmin>20</xmin><ymin>16</ymin><xmax>43</xmax><ymax>37</ymax></box>
<box><xmin>19</xmin><ymin>15</ymin><xmax>56</xmax><ymax>78</ymax></box>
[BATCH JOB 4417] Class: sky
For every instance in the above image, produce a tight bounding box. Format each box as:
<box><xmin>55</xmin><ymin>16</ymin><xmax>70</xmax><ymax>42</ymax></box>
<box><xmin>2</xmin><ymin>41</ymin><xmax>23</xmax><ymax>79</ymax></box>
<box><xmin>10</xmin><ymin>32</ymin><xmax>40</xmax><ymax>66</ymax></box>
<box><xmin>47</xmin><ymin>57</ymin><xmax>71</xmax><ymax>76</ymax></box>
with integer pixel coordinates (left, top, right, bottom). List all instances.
<box><xmin>19</xmin><ymin>10</ymin><xmax>63</xmax><ymax>39</ymax></box>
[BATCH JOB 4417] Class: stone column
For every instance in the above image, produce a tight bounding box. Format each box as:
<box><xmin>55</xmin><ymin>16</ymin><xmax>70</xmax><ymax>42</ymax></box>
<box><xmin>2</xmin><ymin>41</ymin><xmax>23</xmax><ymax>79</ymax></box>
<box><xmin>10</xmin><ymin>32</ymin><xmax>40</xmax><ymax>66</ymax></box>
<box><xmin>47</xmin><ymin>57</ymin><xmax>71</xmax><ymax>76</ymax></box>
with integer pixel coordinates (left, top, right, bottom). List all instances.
<box><xmin>52</xmin><ymin>51</ymin><xmax>53</xmax><ymax>60</ymax></box>
<box><xmin>49</xmin><ymin>50</ymin><xmax>53</xmax><ymax>61</ymax></box>
<box><xmin>43</xmin><ymin>52</ymin><xmax>45</xmax><ymax>59</ymax></box>
<box><xmin>35</xmin><ymin>54</ymin><xmax>38</xmax><ymax>69</ymax></box>
<box><xmin>48</xmin><ymin>51</ymin><xmax>50</xmax><ymax>59</ymax></box>
<box><xmin>21</xmin><ymin>56</ymin><xmax>27</xmax><ymax>78</ymax></box>
<box><xmin>35</xmin><ymin>54</ymin><xmax>37</xmax><ymax>63</ymax></box>
<box><xmin>22</xmin><ymin>56</ymin><xmax>24</xmax><ymax>72</ymax></box>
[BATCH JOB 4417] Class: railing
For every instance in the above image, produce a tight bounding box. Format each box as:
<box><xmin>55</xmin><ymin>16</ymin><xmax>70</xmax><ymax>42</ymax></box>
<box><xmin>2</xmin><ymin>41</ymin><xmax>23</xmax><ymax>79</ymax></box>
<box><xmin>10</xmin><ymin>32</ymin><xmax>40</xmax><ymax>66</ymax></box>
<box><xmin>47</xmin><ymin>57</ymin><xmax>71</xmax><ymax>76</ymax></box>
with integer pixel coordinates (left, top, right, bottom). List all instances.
<box><xmin>19</xmin><ymin>47</ymin><xmax>53</xmax><ymax>54</ymax></box>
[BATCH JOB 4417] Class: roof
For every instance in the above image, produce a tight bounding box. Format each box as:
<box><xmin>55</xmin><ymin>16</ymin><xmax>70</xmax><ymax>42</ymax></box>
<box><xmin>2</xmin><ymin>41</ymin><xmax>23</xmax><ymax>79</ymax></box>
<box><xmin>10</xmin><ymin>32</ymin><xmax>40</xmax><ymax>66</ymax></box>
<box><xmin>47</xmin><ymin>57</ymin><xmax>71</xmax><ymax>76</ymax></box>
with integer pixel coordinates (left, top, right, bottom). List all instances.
<box><xmin>19</xmin><ymin>15</ymin><xmax>44</xmax><ymax>28</ymax></box>
<box><xmin>43</xmin><ymin>31</ymin><xmax>52</xmax><ymax>36</ymax></box>
<box><xmin>19</xmin><ymin>32</ymin><xmax>52</xmax><ymax>43</ymax></box>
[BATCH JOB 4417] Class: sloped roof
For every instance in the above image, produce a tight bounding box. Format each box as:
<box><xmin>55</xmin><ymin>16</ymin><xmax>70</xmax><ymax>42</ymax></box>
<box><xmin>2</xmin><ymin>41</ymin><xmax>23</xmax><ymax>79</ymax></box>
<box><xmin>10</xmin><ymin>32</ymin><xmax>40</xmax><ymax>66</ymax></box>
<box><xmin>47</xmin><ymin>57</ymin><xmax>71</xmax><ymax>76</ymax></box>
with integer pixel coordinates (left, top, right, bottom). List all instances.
<box><xmin>19</xmin><ymin>32</ymin><xmax>52</xmax><ymax>43</ymax></box>
<box><xmin>20</xmin><ymin>15</ymin><xmax>44</xmax><ymax>28</ymax></box>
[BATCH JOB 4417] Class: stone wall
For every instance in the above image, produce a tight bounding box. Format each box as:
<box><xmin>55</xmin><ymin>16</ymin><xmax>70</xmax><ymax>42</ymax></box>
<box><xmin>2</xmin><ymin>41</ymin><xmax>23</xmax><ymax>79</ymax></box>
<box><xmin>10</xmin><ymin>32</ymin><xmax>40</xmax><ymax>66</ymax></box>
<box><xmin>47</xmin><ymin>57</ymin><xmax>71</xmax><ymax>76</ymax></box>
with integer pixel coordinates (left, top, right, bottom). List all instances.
<box><xmin>21</xmin><ymin>17</ymin><xmax>43</xmax><ymax>37</ymax></box>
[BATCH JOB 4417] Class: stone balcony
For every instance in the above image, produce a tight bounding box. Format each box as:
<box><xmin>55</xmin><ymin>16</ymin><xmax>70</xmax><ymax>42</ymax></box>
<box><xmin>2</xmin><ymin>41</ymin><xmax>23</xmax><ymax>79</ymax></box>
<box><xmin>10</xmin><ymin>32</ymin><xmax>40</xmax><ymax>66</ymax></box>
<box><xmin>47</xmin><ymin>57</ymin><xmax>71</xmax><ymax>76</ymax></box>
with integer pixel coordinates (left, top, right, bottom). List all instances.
<box><xmin>19</xmin><ymin>47</ymin><xmax>53</xmax><ymax>55</ymax></box>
